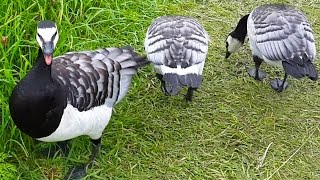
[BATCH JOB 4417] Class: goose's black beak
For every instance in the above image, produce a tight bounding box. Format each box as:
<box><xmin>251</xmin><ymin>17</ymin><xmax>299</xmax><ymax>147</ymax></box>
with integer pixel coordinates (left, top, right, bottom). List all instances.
<box><xmin>225</xmin><ymin>51</ymin><xmax>231</xmax><ymax>59</ymax></box>
<box><xmin>43</xmin><ymin>42</ymin><xmax>54</xmax><ymax>65</ymax></box>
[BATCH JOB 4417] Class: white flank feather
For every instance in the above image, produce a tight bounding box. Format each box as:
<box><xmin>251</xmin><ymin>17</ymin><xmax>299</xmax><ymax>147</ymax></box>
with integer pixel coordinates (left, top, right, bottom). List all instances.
<box><xmin>37</xmin><ymin>104</ymin><xmax>113</xmax><ymax>142</ymax></box>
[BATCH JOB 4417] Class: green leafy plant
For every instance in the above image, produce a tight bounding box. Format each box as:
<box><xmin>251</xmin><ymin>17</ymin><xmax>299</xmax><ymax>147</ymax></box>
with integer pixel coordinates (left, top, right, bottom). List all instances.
<box><xmin>0</xmin><ymin>153</ymin><xmax>17</xmax><ymax>179</ymax></box>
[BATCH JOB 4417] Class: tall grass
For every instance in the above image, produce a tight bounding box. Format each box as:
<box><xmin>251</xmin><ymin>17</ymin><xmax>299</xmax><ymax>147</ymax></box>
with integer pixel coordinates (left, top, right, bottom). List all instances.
<box><xmin>0</xmin><ymin>0</ymin><xmax>183</xmax><ymax>178</ymax></box>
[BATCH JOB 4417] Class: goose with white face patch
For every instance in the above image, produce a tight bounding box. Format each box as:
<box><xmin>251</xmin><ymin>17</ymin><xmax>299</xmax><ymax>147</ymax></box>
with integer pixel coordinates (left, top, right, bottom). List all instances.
<box><xmin>225</xmin><ymin>4</ymin><xmax>318</xmax><ymax>92</ymax></box>
<box><xmin>144</xmin><ymin>16</ymin><xmax>209</xmax><ymax>101</ymax></box>
<box><xmin>9</xmin><ymin>20</ymin><xmax>148</xmax><ymax>179</ymax></box>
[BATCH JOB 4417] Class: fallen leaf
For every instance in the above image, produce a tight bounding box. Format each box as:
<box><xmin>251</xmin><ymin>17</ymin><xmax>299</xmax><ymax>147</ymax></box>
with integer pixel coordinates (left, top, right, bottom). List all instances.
<box><xmin>1</xmin><ymin>36</ymin><xmax>8</xmax><ymax>46</ymax></box>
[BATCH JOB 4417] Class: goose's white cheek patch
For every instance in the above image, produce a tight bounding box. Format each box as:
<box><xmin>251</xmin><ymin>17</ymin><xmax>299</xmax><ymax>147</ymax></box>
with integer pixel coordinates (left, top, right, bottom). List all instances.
<box><xmin>227</xmin><ymin>36</ymin><xmax>242</xmax><ymax>53</ymax></box>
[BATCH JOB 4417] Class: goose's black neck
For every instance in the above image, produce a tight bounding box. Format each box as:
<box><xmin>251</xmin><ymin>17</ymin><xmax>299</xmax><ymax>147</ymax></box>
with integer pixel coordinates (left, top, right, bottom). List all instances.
<box><xmin>9</xmin><ymin>48</ymin><xmax>66</xmax><ymax>139</ymax></box>
<box><xmin>231</xmin><ymin>14</ymin><xmax>249</xmax><ymax>43</ymax></box>
<box><xmin>33</xmin><ymin>48</ymin><xmax>52</xmax><ymax>75</ymax></box>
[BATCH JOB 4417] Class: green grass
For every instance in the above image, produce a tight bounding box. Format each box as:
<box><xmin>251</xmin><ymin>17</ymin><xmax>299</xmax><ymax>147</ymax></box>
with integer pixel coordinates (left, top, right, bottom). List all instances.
<box><xmin>1</xmin><ymin>0</ymin><xmax>320</xmax><ymax>179</ymax></box>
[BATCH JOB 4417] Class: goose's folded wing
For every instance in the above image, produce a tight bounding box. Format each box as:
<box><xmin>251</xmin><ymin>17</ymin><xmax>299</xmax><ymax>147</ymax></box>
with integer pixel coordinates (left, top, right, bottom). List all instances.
<box><xmin>252</xmin><ymin>6</ymin><xmax>316</xmax><ymax>62</ymax></box>
<box><xmin>52</xmin><ymin>47</ymin><xmax>145</xmax><ymax>111</ymax></box>
<box><xmin>144</xmin><ymin>16</ymin><xmax>209</xmax><ymax>68</ymax></box>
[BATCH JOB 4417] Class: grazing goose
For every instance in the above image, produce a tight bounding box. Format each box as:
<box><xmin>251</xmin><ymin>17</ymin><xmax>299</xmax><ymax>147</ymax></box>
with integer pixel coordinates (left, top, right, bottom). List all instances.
<box><xmin>144</xmin><ymin>16</ymin><xmax>209</xmax><ymax>101</ymax></box>
<box><xmin>9</xmin><ymin>20</ymin><xmax>148</xmax><ymax>179</ymax></box>
<box><xmin>225</xmin><ymin>4</ymin><xmax>318</xmax><ymax>92</ymax></box>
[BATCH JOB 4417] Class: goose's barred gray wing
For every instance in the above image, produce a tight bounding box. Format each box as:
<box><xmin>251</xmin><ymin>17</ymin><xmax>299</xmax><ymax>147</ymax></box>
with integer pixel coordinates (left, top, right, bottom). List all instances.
<box><xmin>145</xmin><ymin>16</ymin><xmax>209</xmax><ymax>96</ymax></box>
<box><xmin>249</xmin><ymin>4</ymin><xmax>317</xmax><ymax>79</ymax></box>
<box><xmin>145</xmin><ymin>16</ymin><xmax>209</xmax><ymax>68</ymax></box>
<box><xmin>52</xmin><ymin>47</ymin><xmax>147</xmax><ymax>111</ymax></box>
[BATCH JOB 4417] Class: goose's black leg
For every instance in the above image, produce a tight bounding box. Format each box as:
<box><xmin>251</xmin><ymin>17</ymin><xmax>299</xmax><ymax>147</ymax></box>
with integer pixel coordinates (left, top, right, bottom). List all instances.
<box><xmin>64</xmin><ymin>138</ymin><xmax>101</xmax><ymax>180</ymax></box>
<box><xmin>42</xmin><ymin>140</ymin><xmax>70</xmax><ymax>158</ymax></box>
<box><xmin>185</xmin><ymin>87</ymin><xmax>197</xmax><ymax>102</ymax></box>
<box><xmin>271</xmin><ymin>73</ymin><xmax>289</xmax><ymax>92</ymax></box>
<box><xmin>156</xmin><ymin>73</ymin><xmax>167</xmax><ymax>95</ymax></box>
<box><xmin>247</xmin><ymin>55</ymin><xmax>267</xmax><ymax>81</ymax></box>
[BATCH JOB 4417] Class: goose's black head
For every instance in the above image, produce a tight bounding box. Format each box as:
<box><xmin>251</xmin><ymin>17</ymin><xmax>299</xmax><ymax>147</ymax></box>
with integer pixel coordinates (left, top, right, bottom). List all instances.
<box><xmin>36</xmin><ymin>20</ymin><xmax>59</xmax><ymax>65</ymax></box>
<box><xmin>225</xmin><ymin>14</ymin><xmax>249</xmax><ymax>59</ymax></box>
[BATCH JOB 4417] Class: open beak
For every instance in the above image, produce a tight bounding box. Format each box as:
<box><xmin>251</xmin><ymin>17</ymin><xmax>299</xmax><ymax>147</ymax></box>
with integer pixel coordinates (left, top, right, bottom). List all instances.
<box><xmin>43</xmin><ymin>42</ymin><xmax>54</xmax><ymax>65</ymax></box>
<box><xmin>225</xmin><ymin>51</ymin><xmax>231</xmax><ymax>59</ymax></box>
<box><xmin>44</xmin><ymin>54</ymin><xmax>53</xmax><ymax>65</ymax></box>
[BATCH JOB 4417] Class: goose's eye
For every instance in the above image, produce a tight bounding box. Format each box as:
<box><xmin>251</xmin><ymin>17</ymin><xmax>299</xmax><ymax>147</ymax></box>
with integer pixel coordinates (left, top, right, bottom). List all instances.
<box><xmin>51</xmin><ymin>31</ymin><xmax>57</xmax><ymax>41</ymax></box>
<box><xmin>37</xmin><ymin>33</ymin><xmax>44</xmax><ymax>42</ymax></box>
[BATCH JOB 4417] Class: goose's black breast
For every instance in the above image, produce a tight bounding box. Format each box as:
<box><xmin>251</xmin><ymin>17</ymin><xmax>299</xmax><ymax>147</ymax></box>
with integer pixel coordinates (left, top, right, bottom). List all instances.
<box><xmin>9</xmin><ymin>72</ymin><xmax>67</xmax><ymax>138</ymax></box>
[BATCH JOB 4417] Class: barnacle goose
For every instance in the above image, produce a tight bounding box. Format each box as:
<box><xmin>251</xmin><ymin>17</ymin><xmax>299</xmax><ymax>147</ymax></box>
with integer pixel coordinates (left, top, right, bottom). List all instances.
<box><xmin>144</xmin><ymin>16</ymin><xmax>209</xmax><ymax>101</ymax></box>
<box><xmin>225</xmin><ymin>4</ymin><xmax>318</xmax><ymax>92</ymax></box>
<box><xmin>9</xmin><ymin>20</ymin><xmax>148</xmax><ymax>179</ymax></box>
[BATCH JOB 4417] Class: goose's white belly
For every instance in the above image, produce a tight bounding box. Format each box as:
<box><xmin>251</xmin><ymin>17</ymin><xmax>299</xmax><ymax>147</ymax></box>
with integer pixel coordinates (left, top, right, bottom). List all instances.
<box><xmin>262</xmin><ymin>58</ymin><xmax>283</xmax><ymax>68</ymax></box>
<box><xmin>37</xmin><ymin>104</ymin><xmax>113</xmax><ymax>142</ymax></box>
<box><xmin>154</xmin><ymin>60</ymin><xmax>205</xmax><ymax>75</ymax></box>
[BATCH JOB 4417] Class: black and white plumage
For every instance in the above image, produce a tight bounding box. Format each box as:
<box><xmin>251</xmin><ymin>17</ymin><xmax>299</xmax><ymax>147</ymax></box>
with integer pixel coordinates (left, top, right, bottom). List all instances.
<box><xmin>226</xmin><ymin>4</ymin><xmax>318</xmax><ymax>92</ymax></box>
<box><xmin>144</xmin><ymin>16</ymin><xmax>209</xmax><ymax>101</ymax></box>
<box><xmin>9</xmin><ymin>20</ymin><xmax>148</xmax><ymax>179</ymax></box>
